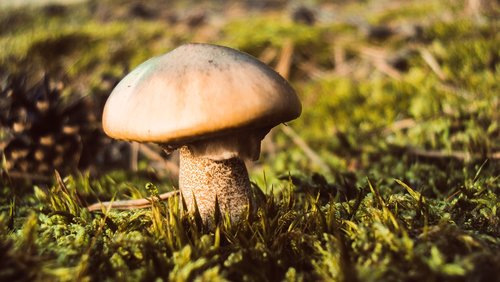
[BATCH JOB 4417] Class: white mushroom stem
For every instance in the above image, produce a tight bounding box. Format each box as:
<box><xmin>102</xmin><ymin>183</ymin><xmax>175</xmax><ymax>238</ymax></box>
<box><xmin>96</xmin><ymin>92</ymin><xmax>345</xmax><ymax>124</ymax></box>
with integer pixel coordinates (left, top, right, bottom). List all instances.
<box><xmin>179</xmin><ymin>146</ymin><xmax>252</xmax><ymax>224</ymax></box>
<box><xmin>87</xmin><ymin>133</ymin><xmax>262</xmax><ymax>219</ymax></box>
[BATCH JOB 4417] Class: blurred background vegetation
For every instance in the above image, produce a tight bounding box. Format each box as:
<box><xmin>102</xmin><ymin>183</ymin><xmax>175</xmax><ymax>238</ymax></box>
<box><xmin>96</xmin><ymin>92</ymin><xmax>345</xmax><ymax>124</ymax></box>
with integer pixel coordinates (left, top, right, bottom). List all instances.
<box><xmin>0</xmin><ymin>0</ymin><xmax>498</xmax><ymax>281</ymax></box>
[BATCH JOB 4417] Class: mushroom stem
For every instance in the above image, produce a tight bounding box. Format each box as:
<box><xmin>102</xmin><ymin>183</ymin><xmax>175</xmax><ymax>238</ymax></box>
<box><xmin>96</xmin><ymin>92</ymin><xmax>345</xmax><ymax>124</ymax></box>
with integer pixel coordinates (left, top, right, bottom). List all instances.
<box><xmin>179</xmin><ymin>146</ymin><xmax>252</xmax><ymax>224</ymax></box>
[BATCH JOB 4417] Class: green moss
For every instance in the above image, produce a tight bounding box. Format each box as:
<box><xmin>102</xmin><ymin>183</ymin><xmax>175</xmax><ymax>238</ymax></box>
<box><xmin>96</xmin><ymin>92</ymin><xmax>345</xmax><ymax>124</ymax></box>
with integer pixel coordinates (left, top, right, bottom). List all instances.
<box><xmin>220</xmin><ymin>16</ymin><xmax>328</xmax><ymax>55</ymax></box>
<box><xmin>368</xmin><ymin>0</ymin><xmax>446</xmax><ymax>24</ymax></box>
<box><xmin>1</xmin><ymin>0</ymin><xmax>499</xmax><ymax>281</ymax></box>
<box><xmin>2</xmin><ymin>162</ymin><xmax>499</xmax><ymax>281</ymax></box>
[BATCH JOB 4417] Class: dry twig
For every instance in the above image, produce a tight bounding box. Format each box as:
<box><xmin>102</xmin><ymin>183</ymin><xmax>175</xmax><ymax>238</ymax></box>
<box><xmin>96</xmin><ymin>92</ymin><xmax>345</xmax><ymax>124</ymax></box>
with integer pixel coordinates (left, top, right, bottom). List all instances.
<box><xmin>275</xmin><ymin>39</ymin><xmax>294</xmax><ymax>79</ymax></box>
<box><xmin>407</xmin><ymin>147</ymin><xmax>500</xmax><ymax>162</ymax></box>
<box><xmin>259</xmin><ymin>46</ymin><xmax>278</xmax><ymax>64</ymax></box>
<box><xmin>3</xmin><ymin>171</ymin><xmax>52</xmax><ymax>182</ymax></box>
<box><xmin>280</xmin><ymin>125</ymin><xmax>331</xmax><ymax>173</ymax></box>
<box><xmin>383</xmin><ymin>118</ymin><xmax>417</xmax><ymax>134</ymax></box>
<box><xmin>139</xmin><ymin>144</ymin><xmax>179</xmax><ymax>176</ymax></box>
<box><xmin>419</xmin><ymin>48</ymin><xmax>446</xmax><ymax>80</ymax></box>
<box><xmin>359</xmin><ymin>47</ymin><xmax>403</xmax><ymax>80</ymax></box>
<box><xmin>87</xmin><ymin>190</ymin><xmax>179</xmax><ymax>211</ymax></box>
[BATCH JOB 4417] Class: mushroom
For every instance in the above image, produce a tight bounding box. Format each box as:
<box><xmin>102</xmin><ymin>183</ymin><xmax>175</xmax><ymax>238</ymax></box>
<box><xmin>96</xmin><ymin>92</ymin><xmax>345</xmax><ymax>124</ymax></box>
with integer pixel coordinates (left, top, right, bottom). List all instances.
<box><xmin>100</xmin><ymin>43</ymin><xmax>301</xmax><ymax>224</ymax></box>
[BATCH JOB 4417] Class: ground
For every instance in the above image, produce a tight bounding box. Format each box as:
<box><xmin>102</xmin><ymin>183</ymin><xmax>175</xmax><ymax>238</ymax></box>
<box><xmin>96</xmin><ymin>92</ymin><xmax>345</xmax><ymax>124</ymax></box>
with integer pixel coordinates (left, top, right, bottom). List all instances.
<box><xmin>0</xmin><ymin>0</ymin><xmax>499</xmax><ymax>281</ymax></box>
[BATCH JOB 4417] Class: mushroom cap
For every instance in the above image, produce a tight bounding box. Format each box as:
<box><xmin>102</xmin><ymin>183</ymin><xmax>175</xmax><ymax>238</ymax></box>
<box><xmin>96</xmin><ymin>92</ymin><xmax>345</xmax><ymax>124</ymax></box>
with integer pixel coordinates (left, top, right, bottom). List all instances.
<box><xmin>102</xmin><ymin>43</ymin><xmax>301</xmax><ymax>145</ymax></box>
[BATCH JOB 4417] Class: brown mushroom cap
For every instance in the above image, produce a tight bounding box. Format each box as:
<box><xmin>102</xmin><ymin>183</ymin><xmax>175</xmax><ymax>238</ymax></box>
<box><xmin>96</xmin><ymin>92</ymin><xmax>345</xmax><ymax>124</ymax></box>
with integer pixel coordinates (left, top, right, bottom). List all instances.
<box><xmin>102</xmin><ymin>43</ymin><xmax>301</xmax><ymax>159</ymax></box>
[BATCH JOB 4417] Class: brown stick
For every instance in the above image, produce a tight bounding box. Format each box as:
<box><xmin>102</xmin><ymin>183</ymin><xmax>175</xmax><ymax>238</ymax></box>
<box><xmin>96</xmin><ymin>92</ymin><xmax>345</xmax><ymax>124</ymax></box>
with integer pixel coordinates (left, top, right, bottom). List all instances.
<box><xmin>280</xmin><ymin>125</ymin><xmax>332</xmax><ymax>173</ymax></box>
<box><xmin>297</xmin><ymin>61</ymin><xmax>327</xmax><ymax>79</ymax></box>
<box><xmin>359</xmin><ymin>47</ymin><xmax>402</xmax><ymax>80</ymax></box>
<box><xmin>87</xmin><ymin>190</ymin><xmax>179</xmax><ymax>212</ymax></box>
<box><xmin>139</xmin><ymin>144</ymin><xmax>180</xmax><ymax>176</ymax></box>
<box><xmin>383</xmin><ymin>118</ymin><xmax>417</xmax><ymax>134</ymax></box>
<box><xmin>4</xmin><ymin>171</ymin><xmax>52</xmax><ymax>182</ymax></box>
<box><xmin>275</xmin><ymin>39</ymin><xmax>294</xmax><ymax>79</ymax></box>
<box><xmin>259</xmin><ymin>46</ymin><xmax>278</xmax><ymax>64</ymax></box>
<box><xmin>407</xmin><ymin>147</ymin><xmax>500</xmax><ymax>162</ymax></box>
<box><xmin>419</xmin><ymin>48</ymin><xmax>446</xmax><ymax>80</ymax></box>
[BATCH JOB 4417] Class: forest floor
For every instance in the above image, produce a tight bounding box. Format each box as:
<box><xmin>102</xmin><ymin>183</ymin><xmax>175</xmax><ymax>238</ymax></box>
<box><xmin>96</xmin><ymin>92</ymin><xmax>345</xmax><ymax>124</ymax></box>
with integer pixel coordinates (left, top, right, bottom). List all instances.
<box><xmin>1</xmin><ymin>0</ymin><xmax>499</xmax><ymax>281</ymax></box>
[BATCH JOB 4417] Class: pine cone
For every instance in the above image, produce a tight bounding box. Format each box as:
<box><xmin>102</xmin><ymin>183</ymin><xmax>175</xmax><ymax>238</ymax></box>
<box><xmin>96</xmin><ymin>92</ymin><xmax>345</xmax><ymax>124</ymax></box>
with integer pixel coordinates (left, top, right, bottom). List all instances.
<box><xmin>0</xmin><ymin>74</ymin><xmax>99</xmax><ymax>182</ymax></box>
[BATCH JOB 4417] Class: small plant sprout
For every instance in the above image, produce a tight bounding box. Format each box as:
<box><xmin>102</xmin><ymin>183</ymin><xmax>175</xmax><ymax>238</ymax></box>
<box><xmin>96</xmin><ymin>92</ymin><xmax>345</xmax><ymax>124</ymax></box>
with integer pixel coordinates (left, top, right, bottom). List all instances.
<box><xmin>98</xmin><ymin>43</ymin><xmax>301</xmax><ymax>224</ymax></box>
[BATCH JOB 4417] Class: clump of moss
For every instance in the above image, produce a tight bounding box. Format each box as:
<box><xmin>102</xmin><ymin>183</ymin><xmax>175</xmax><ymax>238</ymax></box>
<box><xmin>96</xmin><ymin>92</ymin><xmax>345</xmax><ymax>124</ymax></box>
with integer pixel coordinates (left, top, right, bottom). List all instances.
<box><xmin>1</xmin><ymin>0</ymin><xmax>499</xmax><ymax>281</ymax></box>
<box><xmin>1</xmin><ymin>161</ymin><xmax>498</xmax><ymax>281</ymax></box>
